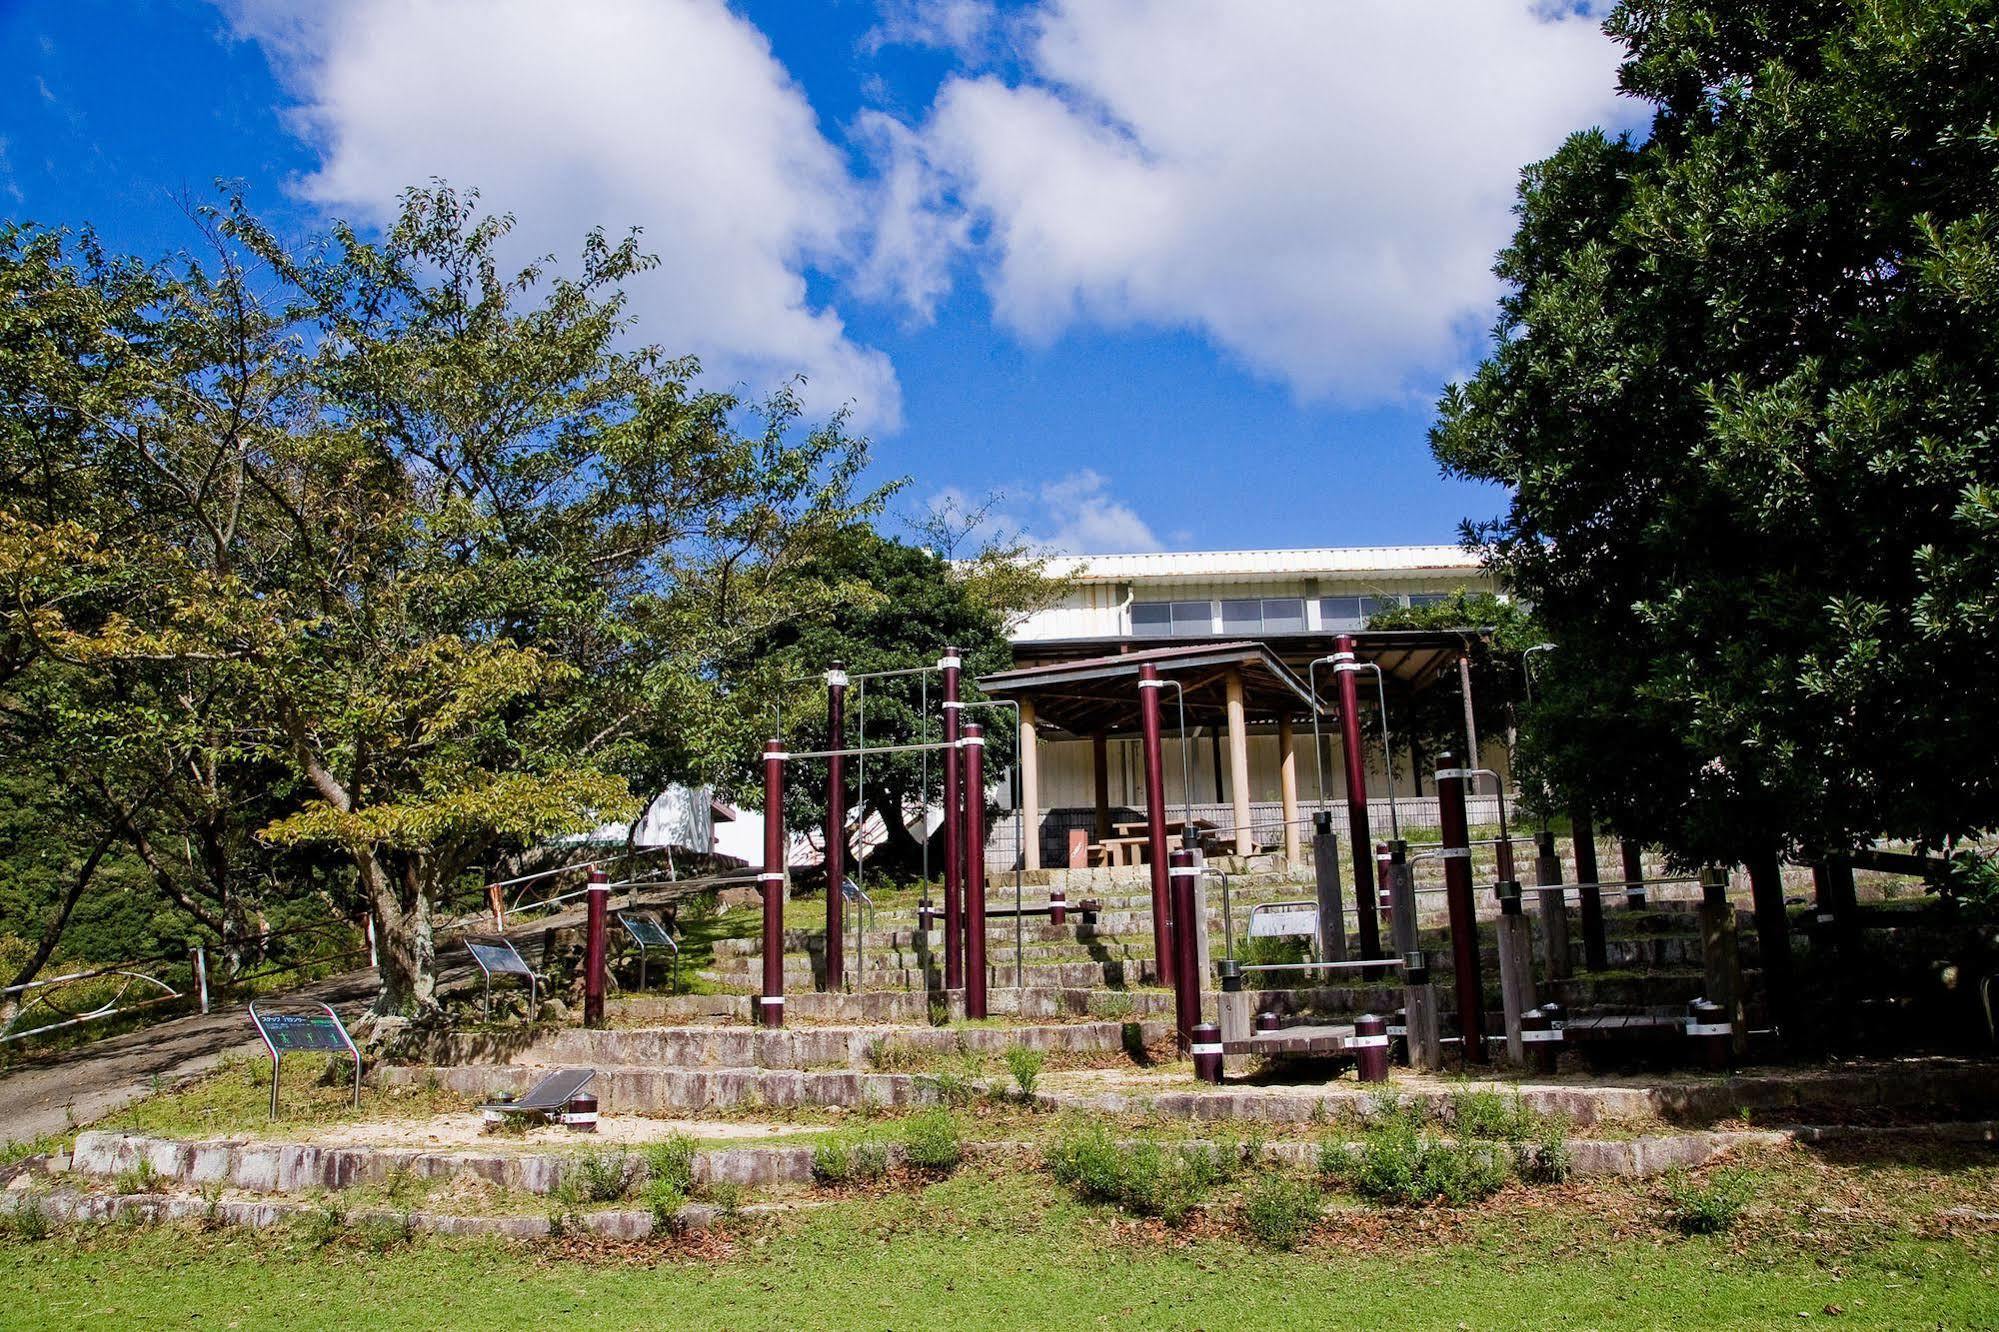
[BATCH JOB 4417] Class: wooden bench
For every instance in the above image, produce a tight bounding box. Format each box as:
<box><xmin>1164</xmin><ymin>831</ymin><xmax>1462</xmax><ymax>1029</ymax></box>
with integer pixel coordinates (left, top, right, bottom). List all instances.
<box><xmin>1221</xmin><ymin>1022</ymin><xmax>1357</xmax><ymax>1058</ymax></box>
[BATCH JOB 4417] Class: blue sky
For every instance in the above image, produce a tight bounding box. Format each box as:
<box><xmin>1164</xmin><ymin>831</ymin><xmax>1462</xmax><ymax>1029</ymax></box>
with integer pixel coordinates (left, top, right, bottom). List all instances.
<box><xmin>2</xmin><ymin>0</ymin><xmax>1636</xmax><ymax>553</ymax></box>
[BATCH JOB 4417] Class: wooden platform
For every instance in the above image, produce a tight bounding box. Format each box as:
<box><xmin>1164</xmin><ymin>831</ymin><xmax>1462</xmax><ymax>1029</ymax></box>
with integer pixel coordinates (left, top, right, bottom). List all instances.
<box><xmin>1223</xmin><ymin>1023</ymin><xmax>1357</xmax><ymax>1058</ymax></box>
<box><xmin>1559</xmin><ymin>1014</ymin><xmax>1686</xmax><ymax>1043</ymax></box>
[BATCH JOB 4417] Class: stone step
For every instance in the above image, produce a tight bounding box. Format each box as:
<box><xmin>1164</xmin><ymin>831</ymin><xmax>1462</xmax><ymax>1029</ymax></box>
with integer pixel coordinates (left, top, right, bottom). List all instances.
<box><xmin>68</xmin><ymin>1128</ymin><xmax>825</xmax><ymax>1195</ymax></box>
<box><xmin>487</xmin><ymin>1020</ymin><xmax>1169</xmax><ymax>1071</ymax></box>
<box><xmin>377</xmin><ymin>1062</ymin><xmax>959</xmax><ymax>1112</ymax></box>
<box><xmin>22</xmin><ymin>1183</ymin><xmax>740</xmax><ymax>1243</ymax></box>
<box><xmin>609</xmin><ymin>987</ymin><xmax>1177</xmax><ymax>1025</ymax></box>
<box><xmin>377</xmin><ymin>1056</ymin><xmax>1999</xmax><ymax>1125</ymax></box>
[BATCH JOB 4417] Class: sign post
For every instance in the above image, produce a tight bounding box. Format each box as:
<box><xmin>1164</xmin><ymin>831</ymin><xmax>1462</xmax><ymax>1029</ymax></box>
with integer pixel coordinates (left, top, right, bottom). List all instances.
<box><xmin>249</xmin><ymin>1002</ymin><xmax>361</xmax><ymax>1120</ymax></box>
<box><xmin>465</xmin><ymin>938</ymin><xmax>540</xmax><ymax>1023</ymax></box>
<box><xmin>617</xmin><ymin>911</ymin><xmax>679</xmax><ymax>993</ymax></box>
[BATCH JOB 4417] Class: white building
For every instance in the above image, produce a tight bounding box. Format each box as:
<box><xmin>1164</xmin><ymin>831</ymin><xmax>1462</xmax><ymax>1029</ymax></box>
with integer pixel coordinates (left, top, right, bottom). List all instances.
<box><xmin>979</xmin><ymin>545</ymin><xmax>1516</xmax><ymax>868</ymax></box>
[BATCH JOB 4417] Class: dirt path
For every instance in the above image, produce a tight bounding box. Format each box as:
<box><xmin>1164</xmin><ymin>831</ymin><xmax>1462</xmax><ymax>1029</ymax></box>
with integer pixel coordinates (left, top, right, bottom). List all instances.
<box><xmin>0</xmin><ymin>901</ymin><xmax>599</xmax><ymax>1145</ymax></box>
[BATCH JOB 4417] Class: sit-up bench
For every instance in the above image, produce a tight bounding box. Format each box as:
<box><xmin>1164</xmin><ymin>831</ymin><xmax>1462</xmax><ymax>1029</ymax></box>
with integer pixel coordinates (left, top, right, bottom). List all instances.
<box><xmin>478</xmin><ymin>1067</ymin><xmax>598</xmax><ymax>1132</ymax></box>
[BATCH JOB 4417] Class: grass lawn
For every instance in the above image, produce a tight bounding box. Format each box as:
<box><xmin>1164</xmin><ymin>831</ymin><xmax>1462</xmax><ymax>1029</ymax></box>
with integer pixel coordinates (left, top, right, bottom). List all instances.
<box><xmin>5</xmin><ymin>1157</ymin><xmax>1996</xmax><ymax>1331</ymax></box>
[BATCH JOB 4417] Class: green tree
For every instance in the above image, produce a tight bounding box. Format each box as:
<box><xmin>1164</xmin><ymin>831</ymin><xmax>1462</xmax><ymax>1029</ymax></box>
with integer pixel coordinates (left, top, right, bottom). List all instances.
<box><xmin>2</xmin><ymin>187</ymin><xmax>885</xmax><ymax>1018</ymax></box>
<box><xmin>1363</xmin><ymin>592</ymin><xmax>1543</xmax><ymax>802</ymax></box>
<box><xmin>1430</xmin><ymin>1</ymin><xmax>1999</xmax><ymax>867</ymax></box>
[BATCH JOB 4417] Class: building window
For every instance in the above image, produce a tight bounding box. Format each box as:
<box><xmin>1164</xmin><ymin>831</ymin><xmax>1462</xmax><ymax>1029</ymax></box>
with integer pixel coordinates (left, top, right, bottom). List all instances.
<box><xmin>1320</xmin><ymin>594</ymin><xmax>1401</xmax><ymax>630</ymax></box>
<box><xmin>1132</xmin><ymin>601</ymin><xmax>1173</xmax><ymax>636</ymax></box>
<box><xmin>1132</xmin><ymin>599</ymin><xmax>1216</xmax><ymax>637</ymax></box>
<box><xmin>1223</xmin><ymin>596</ymin><xmax>1305</xmax><ymax>634</ymax></box>
<box><xmin>1261</xmin><ymin>597</ymin><xmax>1306</xmax><ymax>633</ymax></box>
<box><xmin>1171</xmin><ymin>600</ymin><xmax>1214</xmax><ymax>635</ymax></box>
<box><xmin>1407</xmin><ymin>592</ymin><xmax>1453</xmax><ymax>608</ymax></box>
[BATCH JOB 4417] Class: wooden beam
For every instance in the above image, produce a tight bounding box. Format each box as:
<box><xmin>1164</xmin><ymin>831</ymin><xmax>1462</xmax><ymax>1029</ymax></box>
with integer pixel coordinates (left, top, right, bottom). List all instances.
<box><xmin>1019</xmin><ymin>699</ymin><xmax>1041</xmax><ymax>872</ymax></box>
<box><xmin>1091</xmin><ymin>731</ymin><xmax>1112</xmax><ymax>839</ymax></box>
<box><xmin>1225</xmin><ymin>668</ymin><xmax>1254</xmax><ymax>855</ymax></box>
<box><xmin>1277</xmin><ymin>713</ymin><xmax>1301</xmax><ymax>865</ymax></box>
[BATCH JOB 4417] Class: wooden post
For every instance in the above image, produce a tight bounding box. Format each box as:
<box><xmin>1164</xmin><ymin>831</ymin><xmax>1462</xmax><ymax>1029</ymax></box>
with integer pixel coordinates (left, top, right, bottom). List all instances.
<box><xmin>1312</xmin><ymin>812</ymin><xmax>1346</xmax><ymax>962</ymax></box>
<box><xmin>1277</xmin><ymin>713</ymin><xmax>1301</xmax><ymax>866</ymax></box>
<box><xmin>1573</xmin><ymin>806</ymin><xmax>1607</xmax><ymax>972</ymax></box>
<box><xmin>1404</xmin><ymin>952</ymin><xmax>1443</xmax><ymax>1072</ymax></box>
<box><xmin>1019</xmin><ymin>699</ymin><xmax>1041</xmax><ymax>872</ymax></box>
<box><xmin>1746</xmin><ymin>850</ymin><xmax>1795</xmax><ymax>1044</ymax></box>
<box><xmin>1535</xmin><ymin>829</ymin><xmax>1573</xmax><ymax>981</ymax></box>
<box><xmin>1493</xmin><ymin>883</ymin><xmax>1536</xmax><ymax>1065</ymax></box>
<box><xmin>1091</xmin><ymin>731</ymin><xmax>1112</xmax><ymax>841</ymax></box>
<box><xmin>1698</xmin><ymin>867</ymin><xmax>1746</xmax><ymax>1057</ymax></box>
<box><xmin>1224</xmin><ymin>669</ymin><xmax>1254</xmax><ymax>856</ymax></box>
<box><xmin>824</xmin><ymin>664</ymin><xmax>847</xmax><ymax>991</ymax></box>
<box><xmin>1137</xmin><ymin>665</ymin><xmax>1174</xmax><ymax>988</ymax></box>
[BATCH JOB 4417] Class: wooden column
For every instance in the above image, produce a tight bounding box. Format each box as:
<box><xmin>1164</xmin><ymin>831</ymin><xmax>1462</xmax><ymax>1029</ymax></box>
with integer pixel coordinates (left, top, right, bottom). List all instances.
<box><xmin>1277</xmin><ymin>714</ymin><xmax>1301</xmax><ymax>865</ymax></box>
<box><xmin>1224</xmin><ymin>669</ymin><xmax>1254</xmax><ymax>855</ymax></box>
<box><xmin>1019</xmin><ymin>699</ymin><xmax>1041</xmax><ymax>872</ymax></box>
<box><xmin>1091</xmin><ymin>731</ymin><xmax>1112</xmax><ymax>840</ymax></box>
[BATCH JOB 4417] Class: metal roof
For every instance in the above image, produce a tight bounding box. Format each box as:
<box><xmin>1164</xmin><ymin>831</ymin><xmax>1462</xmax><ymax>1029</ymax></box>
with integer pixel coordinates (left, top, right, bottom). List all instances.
<box><xmin>1036</xmin><ymin>544</ymin><xmax>1488</xmax><ymax>582</ymax></box>
<box><xmin>977</xmin><ymin>641</ymin><xmax>1320</xmax><ymax>737</ymax></box>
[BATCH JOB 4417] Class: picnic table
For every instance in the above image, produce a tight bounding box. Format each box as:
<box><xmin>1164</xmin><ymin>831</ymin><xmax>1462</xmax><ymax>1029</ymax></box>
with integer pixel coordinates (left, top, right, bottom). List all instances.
<box><xmin>1111</xmin><ymin>817</ymin><xmax>1217</xmax><ymax>837</ymax></box>
<box><xmin>1092</xmin><ymin>817</ymin><xmax>1221</xmax><ymax>866</ymax></box>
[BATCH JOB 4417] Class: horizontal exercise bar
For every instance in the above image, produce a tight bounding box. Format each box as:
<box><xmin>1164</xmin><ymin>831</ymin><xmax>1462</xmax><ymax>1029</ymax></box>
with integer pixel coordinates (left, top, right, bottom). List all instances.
<box><xmin>779</xmin><ymin>738</ymin><xmax>972</xmax><ymax>761</ymax></box>
<box><xmin>1235</xmin><ymin>957</ymin><xmax>1407</xmax><ymax>973</ymax></box>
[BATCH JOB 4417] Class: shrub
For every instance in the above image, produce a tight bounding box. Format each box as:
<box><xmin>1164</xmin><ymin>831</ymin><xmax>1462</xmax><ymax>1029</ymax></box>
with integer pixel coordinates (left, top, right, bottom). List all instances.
<box><xmin>198</xmin><ymin>1181</ymin><xmax>226</xmax><ymax>1231</ymax></box>
<box><xmin>114</xmin><ymin>1157</ymin><xmax>160</xmax><ymax>1195</ymax></box>
<box><xmin>1003</xmin><ymin>1044</ymin><xmax>1046</xmax><ymax>1100</ymax></box>
<box><xmin>1518</xmin><ymin>1122</ymin><xmax>1574</xmax><ymax>1185</ymax></box>
<box><xmin>642</xmin><ymin>1178</ymin><xmax>687</xmax><ymax>1232</ymax></box>
<box><xmin>1242</xmin><ymin>1174</ymin><xmax>1319</xmax><ymax>1249</ymax></box>
<box><xmin>1091</xmin><ymin>991</ymin><xmax>1136</xmax><ymax>1022</ymax></box>
<box><xmin>902</xmin><ymin>1109</ymin><xmax>965</xmax><ymax>1175</ymax></box>
<box><xmin>1322</xmin><ymin>1119</ymin><xmax>1512</xmax><ymax>1206</ymax></box>
<box><xmin>1663</xmin><ymin>1168</ymin><xmax>1755</xmax><ymax>1236</ymax></box>
<box><xmin>563</xmin><ymin>1149</ymin><xmax>634</xmax><ymax>1205</ymax></box>
<box><xmin>3</xmin><ymin>1190</ymin><xmax>50</xmax><ymax>1242</ymax></box>
<box><xmin>922</xmin><ymin>1071</ymin><xmax>979</xmax><ymax>1109</ymax></box>
<box><xmin>702</xmin><ymin>1180</ymin><xmax>746</xmax><ymax>1217</ymax></box>
<box><xmin>813</xmin><ymin>1133</ymin><xmax>893</xmax><ymax>1185</ymax></box>
<box><xmin>1448</xmin><ymin>1088</ymin><xmax>1533</xmax><ymax>1143</ymax></box>
<box><xmin>1045</xmin><ymin>1118</ymin><xmax>1125</xmax><ymax>1199</ymax></box>
<box><xmin>297</xmin><ymin>1200</ymin><xmax>346</xmax><ymax>1247</ymax></box>
<box><xmin>870</xmin><ymin>1036</ymin><xmax>923</xmax><ymax>1073</ymax></box>
<box><xmin>1044</xmin><ymin>1119</ymin><xmax>1203</xmax><ymax>1226</ymax></box>
<box><xmin>642</xmin><ymin>1135</ymin><xmax>696</xmax><ymax>1196</ymax></box>
<box><xmin>361</xmin><ymin>1209</ymin><xmax>415</xmax><ymax>1253</ymax></box>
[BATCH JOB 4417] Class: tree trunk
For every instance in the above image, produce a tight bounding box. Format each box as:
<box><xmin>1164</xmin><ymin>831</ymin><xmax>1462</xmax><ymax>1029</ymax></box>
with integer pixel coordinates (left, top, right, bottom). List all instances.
<box><xmin>362</xmin><ymin>852</ymin><xmax>439</xmax><ymax>1017</ymax></box>
<box><xmin>0</xmin><ymin>825</ymin><xmax>113</xmax><ymax>1028</ymax></box>
<box><xmin>864</xmin><ymin>786</ymin><xmax>926</xmax><ymax>880</ymax></box>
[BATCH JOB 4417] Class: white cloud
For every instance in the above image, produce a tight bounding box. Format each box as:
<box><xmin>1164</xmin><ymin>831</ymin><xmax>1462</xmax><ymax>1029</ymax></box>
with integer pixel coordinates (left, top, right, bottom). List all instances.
<box><xmin>879</xmin><ymin>0</ymin><xmax>1632</xmax><ymax>403</ymax></box>
<box><xmin>1034</xmin><ymin>469</ymin><xmax>1160</xmax><ymax>555</ymax></box>
<box><xmin>920</xmin><ymin>469</ymin><xmax>1160</xmax><ymax>555</ymax></box>
<box><xmin>225</xmin><ymin>0</ymin><xmax>901</xmax><ymax>430</ymax></box>
<box><xmin>863</xmin><ymin>0</ymin><xmax>1000</xmax><ymax>59</ymax></box>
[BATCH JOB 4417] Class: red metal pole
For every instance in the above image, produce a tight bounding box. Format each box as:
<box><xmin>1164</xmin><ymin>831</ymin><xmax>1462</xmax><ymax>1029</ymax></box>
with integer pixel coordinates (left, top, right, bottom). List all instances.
<box><xmin>824</xmin><ymin>663</ymin><xmax>847</xmax><ymax>992</ymax></box>
<box><xmin>1169</xmin><ymin>847</ymin><xmax>1202</xmax><ymax>1050</ymax></box>
<box><xmin>963</xmin><ymin>724</ymin><xmax>989</xmax><ymax>1018</ymax></box>
<box><xmin>1333</xmin><ymin>635</ymin><xmax>1381</xmax><ymax>959</ymax></box>
<box><xmin>941</xmin><ymin>647</ymin><xmax>964</xmax><ymax>990</ymax></box>
<box><xmin>1137</xmin><ymin>664</ymin><xmax>1175</xmax><ymax>987</ymax></box>
<box><xmin>760</xmin><ymin>739</ymin><xmax>787</xmax><ymax>1029</ymax></box>
<box><xmin>1437</xmin><ymin>753</ymin><xmax>1487</xmax><ymax>1062</ymax></box>
<box><xmin>583</xmin><ymin>869</ymin><xmax>609</xmax><ymax>1027</ymax></box>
